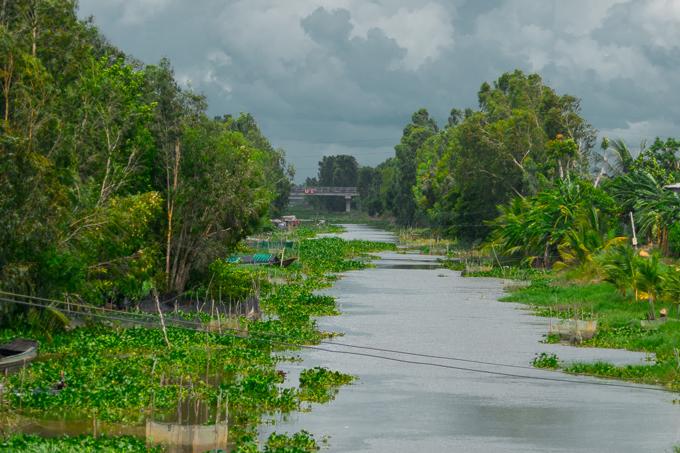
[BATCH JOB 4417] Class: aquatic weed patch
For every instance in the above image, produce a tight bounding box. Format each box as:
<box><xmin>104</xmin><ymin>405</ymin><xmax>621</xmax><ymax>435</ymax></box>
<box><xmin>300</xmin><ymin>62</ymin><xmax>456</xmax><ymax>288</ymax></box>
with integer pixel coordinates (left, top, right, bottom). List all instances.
<box><xmin>0</xmin><ymin>235</ymin><xmax>392</xmax><ymax>449</ymax></box>
<box><xmin>299</xmin><ymin>367</ymin><xmax>355</xmax><ymax>404</ymax></box>
<box><xmin>236</xmin><ymin>430</ymin><xmax>320</xmax><ymax>453</ymax></box>
<box><xmin>298</xmin><ymin>237</ymin><xmax>394</xmax><ymax>275</ymax></box>
<box><xmin>262</xmin><ymin>283</ymin><xmax>338</xmax><ymax>319</ymax></box>
<box><xmin>1</xmin><ymin>325</ymin><xmax>294</xmax><ymax>429</ymax></box>
<box><xmin>0</xmin><ymin>434</ymin><xmax>160</xmax><ymax>453</ymax></box>
<box><xmin>531</xmin><ymin>352</ymin><xmax>560</xmax><ymax>369</ymax></box>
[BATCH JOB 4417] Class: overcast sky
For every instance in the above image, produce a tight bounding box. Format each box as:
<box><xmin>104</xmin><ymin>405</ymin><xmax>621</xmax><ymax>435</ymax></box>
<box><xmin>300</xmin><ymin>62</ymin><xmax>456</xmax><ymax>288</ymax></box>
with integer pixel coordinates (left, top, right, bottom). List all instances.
<box><xmin>78</xmin><ymin>0</ymin><xmax>680</xmax><ymax>182</ymax></box>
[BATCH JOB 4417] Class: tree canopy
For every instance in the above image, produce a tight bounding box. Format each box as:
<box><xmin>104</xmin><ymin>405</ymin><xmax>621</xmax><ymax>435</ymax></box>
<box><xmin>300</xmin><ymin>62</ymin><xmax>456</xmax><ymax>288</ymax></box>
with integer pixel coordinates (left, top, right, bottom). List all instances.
<box><xmin>0</xmin><ymin>1</ymin><xmax>293</xmax><ymax>304</ymax></box>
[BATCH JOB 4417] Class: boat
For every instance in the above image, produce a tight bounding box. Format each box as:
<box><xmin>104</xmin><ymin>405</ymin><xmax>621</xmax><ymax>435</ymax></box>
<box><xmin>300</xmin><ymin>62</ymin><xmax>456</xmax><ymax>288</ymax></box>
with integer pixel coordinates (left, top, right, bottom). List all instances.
<box><xmin>278</xmin><ymin>257</ymin><xmax>297</xmax><ymax>268</ymax></box>
<box><xmin>226</xmin><ymin>254</ymin><xmax>297</xmax><ymax>267</ymax></box>
<box><xmin>0</xmin><ymin>339</ymin><xmax>38</xmax><ymax>372</ymax></box>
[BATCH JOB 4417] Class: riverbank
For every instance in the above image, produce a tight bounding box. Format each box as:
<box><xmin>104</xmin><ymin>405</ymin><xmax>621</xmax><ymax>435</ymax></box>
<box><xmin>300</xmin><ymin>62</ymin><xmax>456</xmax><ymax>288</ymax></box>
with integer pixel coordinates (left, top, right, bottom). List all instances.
<box><xmin>257</xmin><ymin>224</ymin><xmax>680</xmax><ymax>452</ymax></box>
<box><xmin>501</xmin><ymin>274</ymin><xmax>680</xmax><ymax>390</ymax></box>
<box><xmin>0</xmin><ymin>227</ymin><xmax>394</xmax><ymax>452</ymax></box>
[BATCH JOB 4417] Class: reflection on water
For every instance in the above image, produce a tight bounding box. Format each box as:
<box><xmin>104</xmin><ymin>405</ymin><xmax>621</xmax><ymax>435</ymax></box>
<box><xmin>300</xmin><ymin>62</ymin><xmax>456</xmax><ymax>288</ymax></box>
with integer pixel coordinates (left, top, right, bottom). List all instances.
<box><xmin>146</xmin><ymin>396</ymin><xmax>229</xmax><ymax>453</ymax></box>
<box><xmin>262</xmin><ymin>224</ymin><xmax>680</xmax><ymax>453</ymax></box>
<box><xmin>5</xmin><ymin>394</ymin><xmax>230</xmax><ymax>453</ymax></box>
<box><xmin>375</xmin><ymin>263</ymin><xmax>442</xmax><ymax>270</ymax></box>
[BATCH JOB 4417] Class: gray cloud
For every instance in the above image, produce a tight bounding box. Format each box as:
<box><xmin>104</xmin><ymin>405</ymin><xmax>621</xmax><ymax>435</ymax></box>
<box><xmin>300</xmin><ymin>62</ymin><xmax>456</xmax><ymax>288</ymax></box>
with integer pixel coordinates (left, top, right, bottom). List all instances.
<box><xmin>78</xmin><ymin>0</ymin><xmax>680</xmax><ymax>181</ymax></box>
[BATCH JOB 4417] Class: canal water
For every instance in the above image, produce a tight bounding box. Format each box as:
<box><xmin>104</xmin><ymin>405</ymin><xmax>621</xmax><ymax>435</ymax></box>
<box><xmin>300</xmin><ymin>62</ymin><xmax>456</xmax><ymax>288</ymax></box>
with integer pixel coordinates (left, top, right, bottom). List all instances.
<box><xmin>263</xmin><ymin>224</ymin><xmax>680</xmax><ymax>452</ymax></box>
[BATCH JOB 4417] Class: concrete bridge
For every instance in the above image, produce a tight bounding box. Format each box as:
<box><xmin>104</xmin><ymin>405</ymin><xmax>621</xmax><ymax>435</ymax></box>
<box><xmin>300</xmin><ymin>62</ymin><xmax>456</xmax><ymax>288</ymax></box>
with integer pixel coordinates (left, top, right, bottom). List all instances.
<box><xmin>290</xmin><ymin>186</ymin><xmax>359</xmax><ymax>212</ymax></box>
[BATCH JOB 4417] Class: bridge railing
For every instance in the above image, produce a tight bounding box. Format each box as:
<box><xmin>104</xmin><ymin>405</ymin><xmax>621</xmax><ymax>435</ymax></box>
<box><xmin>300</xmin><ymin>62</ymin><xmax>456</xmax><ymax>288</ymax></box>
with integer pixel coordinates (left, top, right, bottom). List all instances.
<box><xmin>291</xmin><ymin>186</ymin><xmax>358</xmax><ymax>195</ymax></box>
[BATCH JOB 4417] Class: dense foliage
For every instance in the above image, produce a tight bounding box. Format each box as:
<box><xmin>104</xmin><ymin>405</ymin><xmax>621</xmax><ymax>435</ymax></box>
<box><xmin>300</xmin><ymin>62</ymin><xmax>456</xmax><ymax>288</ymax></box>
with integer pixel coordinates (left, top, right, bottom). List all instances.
<box><xmin>0</xmin><ymin>234</ymin><xmax>391</xmax><ymax>450</ymax></box>
<box><xmin>305</xmin><ymin>155</ymin><xmax>359</xmax><ymax>211</ymax></box>
<box><xmin>0</xmin><ymin>1</ymin><xmax>293</xmax><ymax>309</ymax></box>
<box><xmin>349</xmin><ymin>71</ymin><xmax>596</xmax><ymax>233</ymax></box>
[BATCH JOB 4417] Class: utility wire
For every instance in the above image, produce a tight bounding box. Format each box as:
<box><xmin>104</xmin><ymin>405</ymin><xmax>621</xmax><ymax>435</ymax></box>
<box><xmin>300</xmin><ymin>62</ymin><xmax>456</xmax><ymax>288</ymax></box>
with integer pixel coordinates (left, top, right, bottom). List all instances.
<box><xmin>1</xmin><ymin>291</ymin><xmax>527</xmax><ymax>370</ymax></box>
<box><xmin>3</xmin><ymin>289</ymin><xmax>523</xmax><ymax>372</ymax></box>
<box><xmin>0</xmin><ymin>293</ymin><xmax>671</xmax><ymax>393</ymax></box>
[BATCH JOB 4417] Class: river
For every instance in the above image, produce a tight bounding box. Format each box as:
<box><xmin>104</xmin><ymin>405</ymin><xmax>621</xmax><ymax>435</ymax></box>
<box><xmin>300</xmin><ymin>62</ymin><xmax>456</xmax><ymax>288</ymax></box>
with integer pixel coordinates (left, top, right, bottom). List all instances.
<box><xmin>263</xmin><ymin>224</ymin><xmax>680</xmax><ymax>452</ymax></box>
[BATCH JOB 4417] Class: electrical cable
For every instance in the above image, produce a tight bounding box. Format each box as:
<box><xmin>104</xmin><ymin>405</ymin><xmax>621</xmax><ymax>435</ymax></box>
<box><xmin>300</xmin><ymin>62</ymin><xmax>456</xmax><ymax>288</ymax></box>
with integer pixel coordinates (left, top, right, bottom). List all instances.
<box><xmin>0</xmin><ymin>294</ymin><xmax>671</xmax><ymax>394</ymax></box>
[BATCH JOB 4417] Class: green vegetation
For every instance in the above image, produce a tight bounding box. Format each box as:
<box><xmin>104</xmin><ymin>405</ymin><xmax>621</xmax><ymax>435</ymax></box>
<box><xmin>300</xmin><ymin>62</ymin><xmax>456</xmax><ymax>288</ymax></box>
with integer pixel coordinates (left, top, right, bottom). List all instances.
<box><xmin>0</xmin><ymin>234</ymin><xmax>393</xmax><ymax>450</ymax></box>
<box><xmin>0</xmin><ymin>434</ymin><xmax>159</xmax><ymax>453</ymax></box>
<box><xmin>316</xmin><ymin>71</ymin><xmax>596</xmax><ymax>230</ymax></box>
<box><xmin>329</xmin><ymin>73</ymin><xmax>680</xmax><ymax>391</ymax></box>
<box><xmin>0</xmin><ymin>5</ymin><xmax>377</xmax><ymax>449</ymax></box>
<box><xmin>236</xmin><ymin>431</ymin><xmax>320</xmax><ymax>453</ymax></box>
<box><xmin>1</xmin><ymin>431</ymin><xmax>321</xmax><ymax>453</ymax></box>
<box><xmin>531</xmin><ymin>353</ymin><xmax>560</xmax><ymax>369</ymax></box>
<box><xmin>299</xmin><ymin>367</ymin><xmax>355</xmax><ymax>404</ymax></box>
<box><xmin>504</xmin><ymin>277</ymin><xmax>680</xmax><ymax>388</ymax></box>
<box><xmin>0</xmin><ymin>1</ymin><xmax>293</xmax><ymax>310</ymax></box>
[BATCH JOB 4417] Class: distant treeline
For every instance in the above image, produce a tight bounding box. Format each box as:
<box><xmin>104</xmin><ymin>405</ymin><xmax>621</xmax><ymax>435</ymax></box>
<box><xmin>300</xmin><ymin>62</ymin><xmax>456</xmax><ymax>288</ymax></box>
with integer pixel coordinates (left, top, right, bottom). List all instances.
<box><xmin>0</xmin><ymin>1</ymin><xmax>293</xmax><ymax>307</ymax></box>
<box><xmin>309</xmin><ymin>70</ymin><xmax>680</xmax><ymax>264</ymax></box>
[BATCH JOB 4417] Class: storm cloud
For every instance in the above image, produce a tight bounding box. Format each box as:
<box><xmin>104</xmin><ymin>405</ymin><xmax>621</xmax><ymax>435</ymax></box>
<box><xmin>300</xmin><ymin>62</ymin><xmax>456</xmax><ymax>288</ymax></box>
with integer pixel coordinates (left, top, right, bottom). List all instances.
<box><xmin>78</xmin><ymin>0</ymin><xmax>680</xmax><ymax>180</ymax></box>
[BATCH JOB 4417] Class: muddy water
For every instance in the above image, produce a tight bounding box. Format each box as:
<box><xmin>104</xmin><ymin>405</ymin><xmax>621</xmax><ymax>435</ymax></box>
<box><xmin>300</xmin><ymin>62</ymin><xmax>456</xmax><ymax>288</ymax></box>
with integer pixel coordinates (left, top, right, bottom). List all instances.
<box><xmin>264</xmin><ymin>224</ymin><xmax>680</xmax><ymax>452</ymax></box>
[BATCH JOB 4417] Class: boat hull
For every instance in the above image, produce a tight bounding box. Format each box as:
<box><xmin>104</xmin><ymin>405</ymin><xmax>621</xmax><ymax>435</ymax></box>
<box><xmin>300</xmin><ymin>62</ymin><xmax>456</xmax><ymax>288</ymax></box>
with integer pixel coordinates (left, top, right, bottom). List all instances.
<box><xmin>0</xmin><ymin>339</ymin><xmax>38</xmax><ymax>373</ymax></box>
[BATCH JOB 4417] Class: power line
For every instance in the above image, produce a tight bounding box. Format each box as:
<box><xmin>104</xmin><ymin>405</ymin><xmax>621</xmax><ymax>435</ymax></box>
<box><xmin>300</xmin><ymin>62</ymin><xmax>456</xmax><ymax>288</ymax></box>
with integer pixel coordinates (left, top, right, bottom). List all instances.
<box><xmin>1</xmin><ymin>290</ymin><xmax>525</xmax><ymax>370</ymax></box>
<box><xmin>0</xmin><ymin>293</ymin><xmax>671</xmax><ymax>393</ymax></box>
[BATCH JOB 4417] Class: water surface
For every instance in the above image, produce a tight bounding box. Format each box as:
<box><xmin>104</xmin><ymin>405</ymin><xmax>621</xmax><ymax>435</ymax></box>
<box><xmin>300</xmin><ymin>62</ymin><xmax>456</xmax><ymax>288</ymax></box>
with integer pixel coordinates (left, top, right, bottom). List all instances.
<box><xmin>264</xmin><ymin>224</ymin><xmax>680</xmax><ymax>452</ymax></box>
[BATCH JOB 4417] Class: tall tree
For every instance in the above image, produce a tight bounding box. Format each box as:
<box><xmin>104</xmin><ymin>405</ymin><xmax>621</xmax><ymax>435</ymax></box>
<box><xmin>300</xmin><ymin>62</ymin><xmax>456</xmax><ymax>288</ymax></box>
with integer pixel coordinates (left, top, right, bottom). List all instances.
<box><xmin>413</xmin><ymin>70</ymin><xmax>595</xmax><ymax>239</ymax></box>
<box><xmin>393</xmin><ymin>108</ymin><xmax>438</xmax><ymax>226</ymax></box>
<box><xmin>314</xmin><ymin>154</ymin><xmax>358</xmax><ymax>211</ymax></box>
<box><xmin>225</xmin><ymin>113</ymin><xmax>294</xmax><ymax>215</ymax></box>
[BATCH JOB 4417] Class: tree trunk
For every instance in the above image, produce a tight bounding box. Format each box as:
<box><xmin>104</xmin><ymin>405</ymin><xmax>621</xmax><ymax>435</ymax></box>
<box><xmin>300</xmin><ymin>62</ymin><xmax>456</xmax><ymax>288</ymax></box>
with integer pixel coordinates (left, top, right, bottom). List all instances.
<box><xmin>2</xmin><ymin>52</ymin><xmax>13</xmax><ymax>127</ymax></box>
<box><xmin>165</xmin><ymin>139</ymin><xmax>181</xmax><ymax>288</ymax></box>
<box><xmin>648</xmin><ymin>297</ymin><xmax>656</xmax><ymax>321</ymax></box>
<box><xmin>1</xmin><ymin>0</ymin><xmax>7</xmax><ymax>26</ymax></box>
<box><xmin>31</xmin><ymin>1</ymin><xmax>38</xmax><ymax>57</ymax></box>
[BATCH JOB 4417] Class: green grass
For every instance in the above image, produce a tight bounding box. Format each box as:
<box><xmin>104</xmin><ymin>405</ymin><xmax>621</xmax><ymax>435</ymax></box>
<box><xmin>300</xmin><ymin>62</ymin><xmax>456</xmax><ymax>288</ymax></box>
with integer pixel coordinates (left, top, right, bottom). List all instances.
<box><xmin>504</xmin><ymin>277</ymin><xmax>680</xmax><ymax>389</ymax></box>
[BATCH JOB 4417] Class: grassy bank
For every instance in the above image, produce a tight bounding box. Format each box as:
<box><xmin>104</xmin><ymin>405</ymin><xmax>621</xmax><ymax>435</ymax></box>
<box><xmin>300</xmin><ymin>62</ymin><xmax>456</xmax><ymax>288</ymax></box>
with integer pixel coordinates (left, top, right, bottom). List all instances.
<box><xmin>503</xmin><ymin>276</ymin><xmax>680</xmax><ymax>390</ymax></box>
<box><xmin>0</xmin><ymin>229</ymin><xmax>395</xmax><ymax>452</ymax></box>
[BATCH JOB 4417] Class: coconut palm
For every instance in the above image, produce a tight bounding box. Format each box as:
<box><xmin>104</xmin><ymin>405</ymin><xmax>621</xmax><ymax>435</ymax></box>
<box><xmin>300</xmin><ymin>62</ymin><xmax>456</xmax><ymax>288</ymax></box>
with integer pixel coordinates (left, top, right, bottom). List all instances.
<box><xmin>609</xmin><ymin>171</ymin><xmax>680</xmax><ymax>255</ymax></box>
<box><xmin>608</xmin><ymin>138</ymin><xmax>637</xmax><ymax>175</ymax></box>
<box><xmin>597</xmin><ymin>244</ymin><xmax>640</xmax><ymax>299</ymax></box>
<box><xmin>662</xmin><ymin>267</ymin><xmax>680</xmax><ymax>317</ymax></box>
<box><xmin>555</xmin><ymin>206</ymin><xmax>626</xmax><ymax>275</ymax></box>
<box><xmin>594</xmin><ymin>138</ymin><xmax>640</xmax><ymax>185</ymax></box>
<box><xmin>636</xmin><ymin>253</ymin><xmax>665</xmax><ymax>320</ymax></box>
<box><xmin>490</xmin><ymin>177</ymin><xmax>620</xmax><ymax>268</ymax></box>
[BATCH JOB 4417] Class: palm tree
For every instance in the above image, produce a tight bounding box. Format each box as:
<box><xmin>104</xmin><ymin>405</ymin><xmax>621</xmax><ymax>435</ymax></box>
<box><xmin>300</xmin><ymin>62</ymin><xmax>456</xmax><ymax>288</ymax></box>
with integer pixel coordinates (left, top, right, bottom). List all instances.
<box><xmin>556</xmin><ymin>207</ymin><xmax>626</xmax><ymax>275</ymax></box>
<box><xmin>608</xmin><ymin>138</ymin><xmax>637</xmax><ymax>175</ymax></box>
<box><xmin>490</xmin><ymin>178</ymin><xmax>620</xmax><ymax>268</ymax></box>
<box><xmin>597</xmin><ymin>244</ymin><xmax>640</xmax><ymax>299</ymax></box>
<box><xmin>662</xmin><ymin>267</ymin><xmax>680</xmax><ymax>317</ymax></box>
<box><xmin>596</xmin><ymin>137</ymin><xmax>639</xmax><ymax>176</ymax></box>
<box><xmin>637</xmin><ymin>253</ymin><xmax>665</xmax><ymax>320</ymax></box>
<box><xmin>609</xmin><ymin>171</ymin><xmax>680</xmax><ymax>255</ymax></box>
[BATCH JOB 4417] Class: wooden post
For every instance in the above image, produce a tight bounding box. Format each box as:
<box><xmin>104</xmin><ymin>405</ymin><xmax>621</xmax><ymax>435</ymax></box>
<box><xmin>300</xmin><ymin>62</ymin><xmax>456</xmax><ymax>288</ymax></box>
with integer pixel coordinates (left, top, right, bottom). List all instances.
<box><xmin>153</xmin><ymin>290</ymin><xmax>171</xmax><ymax>347</ymax></box>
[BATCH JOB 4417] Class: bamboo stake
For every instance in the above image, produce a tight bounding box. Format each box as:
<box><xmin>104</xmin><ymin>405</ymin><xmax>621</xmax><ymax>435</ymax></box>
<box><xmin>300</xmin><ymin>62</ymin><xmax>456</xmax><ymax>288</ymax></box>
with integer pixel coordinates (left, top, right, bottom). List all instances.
<box><xmin>153</xmin><ymin>289</ymin><xmax>170</xmax><ymax>347</ymax></box>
